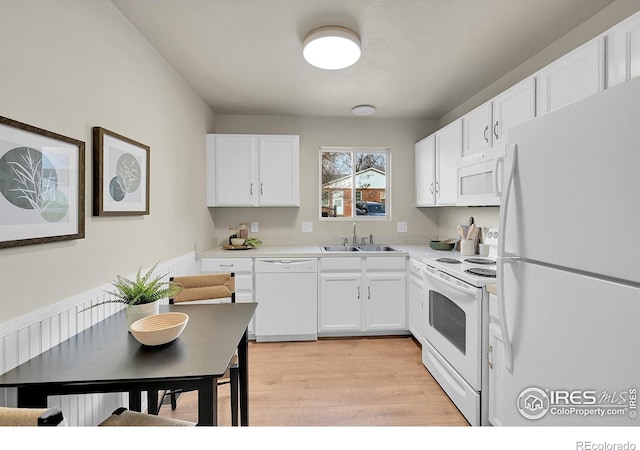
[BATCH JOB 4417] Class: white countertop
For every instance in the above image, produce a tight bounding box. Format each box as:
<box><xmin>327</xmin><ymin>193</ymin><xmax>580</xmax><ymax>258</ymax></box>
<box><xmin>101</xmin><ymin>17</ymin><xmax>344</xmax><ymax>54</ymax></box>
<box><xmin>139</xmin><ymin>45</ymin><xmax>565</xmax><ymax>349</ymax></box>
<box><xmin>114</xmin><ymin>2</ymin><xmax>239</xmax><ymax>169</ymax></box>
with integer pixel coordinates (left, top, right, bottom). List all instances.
<box><xmin>199</xmin><ymin>244</ymin><xmax>414</xmax><ymax>259</ymax></box>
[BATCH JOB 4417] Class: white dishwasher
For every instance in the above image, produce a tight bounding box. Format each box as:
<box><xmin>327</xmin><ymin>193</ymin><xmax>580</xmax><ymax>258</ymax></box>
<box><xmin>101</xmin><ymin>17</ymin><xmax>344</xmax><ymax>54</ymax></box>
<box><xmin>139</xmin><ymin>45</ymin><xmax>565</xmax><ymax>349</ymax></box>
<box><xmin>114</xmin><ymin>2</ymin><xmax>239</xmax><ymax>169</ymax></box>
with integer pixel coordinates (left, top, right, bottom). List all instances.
<box><xmin>254</xmin><ymin>258</ymin><xmax>318</xmax><ymax>342</ymax></box>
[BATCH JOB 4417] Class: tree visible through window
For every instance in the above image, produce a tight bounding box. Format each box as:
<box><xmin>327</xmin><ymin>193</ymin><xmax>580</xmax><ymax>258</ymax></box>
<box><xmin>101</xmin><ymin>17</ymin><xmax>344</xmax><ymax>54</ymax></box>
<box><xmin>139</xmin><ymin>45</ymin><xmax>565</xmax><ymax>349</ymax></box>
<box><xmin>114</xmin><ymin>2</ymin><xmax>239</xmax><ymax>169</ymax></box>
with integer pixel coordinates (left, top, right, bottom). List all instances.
<box><xmin>320</xmin><ymin>148</ymin><xmax>389</xmax><ymax>219</ymax></box>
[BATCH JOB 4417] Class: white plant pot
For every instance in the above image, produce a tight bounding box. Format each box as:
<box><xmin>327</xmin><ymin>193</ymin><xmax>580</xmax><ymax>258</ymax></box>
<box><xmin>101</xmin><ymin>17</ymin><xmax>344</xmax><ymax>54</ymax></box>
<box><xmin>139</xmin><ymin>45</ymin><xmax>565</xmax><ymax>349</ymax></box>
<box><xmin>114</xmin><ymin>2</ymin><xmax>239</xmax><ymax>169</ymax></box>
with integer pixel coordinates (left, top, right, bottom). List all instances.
<box><xmin>127</xmin><ymin>301</ymin><xmax>160</xmax><ymax>328</ymax></box>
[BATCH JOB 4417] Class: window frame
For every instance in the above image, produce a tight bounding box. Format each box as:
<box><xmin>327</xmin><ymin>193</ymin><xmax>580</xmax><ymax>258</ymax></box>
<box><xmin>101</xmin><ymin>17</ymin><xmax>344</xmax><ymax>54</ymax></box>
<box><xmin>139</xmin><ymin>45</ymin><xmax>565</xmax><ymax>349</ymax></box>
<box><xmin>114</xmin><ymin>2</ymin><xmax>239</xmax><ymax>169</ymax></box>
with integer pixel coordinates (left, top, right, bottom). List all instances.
<box><xmin>319</xmin><ymin>147</ymin><xmax>391</xmax><ymax>221</ymax></box>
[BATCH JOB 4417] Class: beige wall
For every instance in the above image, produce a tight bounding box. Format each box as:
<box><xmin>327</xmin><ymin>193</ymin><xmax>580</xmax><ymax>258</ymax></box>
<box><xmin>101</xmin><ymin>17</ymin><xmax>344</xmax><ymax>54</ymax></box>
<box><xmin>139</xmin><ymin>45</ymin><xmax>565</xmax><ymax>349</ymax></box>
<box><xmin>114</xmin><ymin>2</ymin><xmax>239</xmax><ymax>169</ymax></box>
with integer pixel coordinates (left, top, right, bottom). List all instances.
<box><xmin>213</xmin><ymin>115</ymin><xmax>440</xmax><ymax>246</ymax></box>
<box><xmin>0</xmin><ymin>1</ymin><xmax>216</xmax><ymax>323</ymax></box>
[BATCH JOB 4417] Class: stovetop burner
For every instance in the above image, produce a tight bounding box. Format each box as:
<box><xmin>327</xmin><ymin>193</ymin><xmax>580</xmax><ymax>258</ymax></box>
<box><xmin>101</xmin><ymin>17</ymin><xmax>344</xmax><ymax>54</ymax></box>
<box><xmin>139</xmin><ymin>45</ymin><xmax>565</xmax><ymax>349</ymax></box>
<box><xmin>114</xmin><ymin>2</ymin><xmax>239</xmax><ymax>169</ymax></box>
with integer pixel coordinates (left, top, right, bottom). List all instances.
<box><xmin>464</xmin><ymin>258</ymin><xmax>496</xmax><ymax>265</ymax></box>
<box><xmin>436</xmin><ymin>258</ymin><xmax>462</xmax><ymax>264</ymax></box>
<box><xmin>465</xmin><ymin>268</ymin><xmax>497</xmax><ymax>278</ymax></box>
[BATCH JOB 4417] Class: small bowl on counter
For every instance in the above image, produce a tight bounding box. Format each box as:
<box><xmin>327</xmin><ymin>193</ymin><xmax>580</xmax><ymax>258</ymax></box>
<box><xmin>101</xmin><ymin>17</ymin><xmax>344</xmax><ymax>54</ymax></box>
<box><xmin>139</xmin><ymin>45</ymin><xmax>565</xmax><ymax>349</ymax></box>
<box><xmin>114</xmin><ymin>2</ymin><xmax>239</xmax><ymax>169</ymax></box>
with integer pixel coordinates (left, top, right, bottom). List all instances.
<box><xmin>230</xmin><ymin>238</ymin><xmax>246</xmax><ymax>246</ymax></box>
<box><xmin>429</xmin><ymin>240</ymin><xmax>456</xmax><ymax>251</ymax></box>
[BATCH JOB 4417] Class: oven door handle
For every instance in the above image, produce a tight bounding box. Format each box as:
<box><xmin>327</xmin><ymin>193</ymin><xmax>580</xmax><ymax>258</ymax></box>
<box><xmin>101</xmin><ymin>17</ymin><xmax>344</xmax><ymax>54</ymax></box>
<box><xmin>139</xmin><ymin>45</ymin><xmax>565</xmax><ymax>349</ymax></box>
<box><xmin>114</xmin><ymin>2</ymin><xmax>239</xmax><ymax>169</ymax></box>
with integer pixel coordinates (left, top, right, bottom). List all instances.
<box><xmin>423</xmin><ymin>267</ymin><xmax>477</xmax><ymax>297</ymax></box>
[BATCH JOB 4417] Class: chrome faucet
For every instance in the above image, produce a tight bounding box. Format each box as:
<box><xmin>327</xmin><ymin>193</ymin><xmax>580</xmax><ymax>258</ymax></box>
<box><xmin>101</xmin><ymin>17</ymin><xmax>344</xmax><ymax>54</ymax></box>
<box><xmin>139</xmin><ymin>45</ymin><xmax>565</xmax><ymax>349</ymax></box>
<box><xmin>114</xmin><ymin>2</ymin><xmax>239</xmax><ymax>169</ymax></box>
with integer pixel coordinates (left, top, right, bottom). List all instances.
<box><xmin>353</xmin><ymin>222</ymin><xmax>357</xmax><ymax>245</ymax></box>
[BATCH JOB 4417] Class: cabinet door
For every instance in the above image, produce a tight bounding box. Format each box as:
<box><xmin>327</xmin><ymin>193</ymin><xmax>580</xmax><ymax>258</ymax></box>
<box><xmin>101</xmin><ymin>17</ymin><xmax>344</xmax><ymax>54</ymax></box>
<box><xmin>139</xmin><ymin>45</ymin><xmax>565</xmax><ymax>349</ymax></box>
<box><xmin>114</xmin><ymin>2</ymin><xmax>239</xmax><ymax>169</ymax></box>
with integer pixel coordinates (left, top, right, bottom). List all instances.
<box><xmin>415</xmin><ymin>134</ymin><xmax>436</xmax><ymax>206</ymax></box>
<box><xmin>488</xmin><ymin>323</ymin><xmax>505</xmax><ymax>426</ymax></box>
<box><xmin>435</xmin><ymin>119</ymin><xmax>461</xmax><ymax>205</ymax></box>
<box><xmin>318</xmin><ymin>273</ymin><xmax>362</xmax><ymax>332</ymax></box>
<box><xmin>211</xmin><ymin>135</ymin><xmax>257</xmax><ymax>206</ymax></box>
<box><xmin>607</xmin><ymin>11</ymin><xmax>640</xmax><ymax>87</ymax></box>
<box><xmin>365</xmin><ymin>272</ymin><xmax>407</xmax><ymax>330</ymax></box>
<box><xmin>461</xmin><ymin>102</ymin><xmax>492</xmax><ymax>164</ymax></box>
<box><xmin>258</xmin><ymin>135</ymin><xmax>300</xmax><ymax>206</ymax></box>
<box><xmin>536</xmin><ymin>37</ymin><xmax>605</xmax><ymax>115</ymax></box>
<box><xmin>491</xmin><ymin>77</ymin><xmax>536</xmax><ymax>147</ymax></box>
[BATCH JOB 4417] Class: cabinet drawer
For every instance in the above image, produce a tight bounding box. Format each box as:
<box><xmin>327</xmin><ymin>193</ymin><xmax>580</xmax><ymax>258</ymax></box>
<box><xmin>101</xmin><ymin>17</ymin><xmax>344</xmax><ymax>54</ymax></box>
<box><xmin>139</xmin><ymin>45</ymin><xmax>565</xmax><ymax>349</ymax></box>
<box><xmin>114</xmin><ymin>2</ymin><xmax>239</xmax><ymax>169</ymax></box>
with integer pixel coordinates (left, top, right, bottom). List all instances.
<box><xmin>200</xmin><ymin>258</ymin><xmax>253</xmax><ymax>273</ymax></box>
<box><xmin>365</xmin><ymin>257</ymin><xmax>406</xmax><ymax>271</ymax></box>
<box><xmin>320</xmin><ymin>257</ymin><xmax>362</xmax><ymax>271</ymax></box>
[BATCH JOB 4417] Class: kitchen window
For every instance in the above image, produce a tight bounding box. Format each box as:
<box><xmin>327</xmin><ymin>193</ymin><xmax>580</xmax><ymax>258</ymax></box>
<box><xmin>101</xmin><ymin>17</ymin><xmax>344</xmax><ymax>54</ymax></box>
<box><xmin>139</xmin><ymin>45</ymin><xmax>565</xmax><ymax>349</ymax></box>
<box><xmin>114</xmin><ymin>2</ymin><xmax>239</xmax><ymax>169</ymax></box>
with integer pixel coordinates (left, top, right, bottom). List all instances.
<box><xmin>320</xmin><ymin>147</ymin><xmax>390</xmax><ymax>219</ymax></box>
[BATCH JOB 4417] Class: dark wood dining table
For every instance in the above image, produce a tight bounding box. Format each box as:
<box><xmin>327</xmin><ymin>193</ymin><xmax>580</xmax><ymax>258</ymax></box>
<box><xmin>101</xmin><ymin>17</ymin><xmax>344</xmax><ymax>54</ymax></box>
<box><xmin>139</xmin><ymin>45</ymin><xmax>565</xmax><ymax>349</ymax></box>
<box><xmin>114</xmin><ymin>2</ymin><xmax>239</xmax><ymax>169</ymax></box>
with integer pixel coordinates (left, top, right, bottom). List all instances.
<box><xmin>0</xmin><ymin>303</ymin><xmax>257</xmax><ymax>426</ymax></box>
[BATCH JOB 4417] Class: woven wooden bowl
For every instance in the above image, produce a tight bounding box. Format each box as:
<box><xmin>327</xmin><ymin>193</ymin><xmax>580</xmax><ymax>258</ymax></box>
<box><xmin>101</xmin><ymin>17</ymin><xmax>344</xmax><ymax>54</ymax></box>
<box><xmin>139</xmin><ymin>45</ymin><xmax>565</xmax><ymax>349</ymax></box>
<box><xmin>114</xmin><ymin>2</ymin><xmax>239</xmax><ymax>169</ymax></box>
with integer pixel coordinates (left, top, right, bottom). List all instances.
<box><xmin>129</xmin><ymin>312</ymin><xmax>189</xmax><ymax>346</ymax></box>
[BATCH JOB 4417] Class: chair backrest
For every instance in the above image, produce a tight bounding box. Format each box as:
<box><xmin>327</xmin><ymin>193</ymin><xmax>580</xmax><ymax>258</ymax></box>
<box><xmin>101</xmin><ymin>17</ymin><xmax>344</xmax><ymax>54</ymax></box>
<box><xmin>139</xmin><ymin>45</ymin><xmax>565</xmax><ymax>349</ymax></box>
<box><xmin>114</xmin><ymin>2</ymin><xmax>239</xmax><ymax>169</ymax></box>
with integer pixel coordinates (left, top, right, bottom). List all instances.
<box><xmin>169</xmin><ymin>273</ymin><xmax>235</xmax><ymax>304</ymax></box>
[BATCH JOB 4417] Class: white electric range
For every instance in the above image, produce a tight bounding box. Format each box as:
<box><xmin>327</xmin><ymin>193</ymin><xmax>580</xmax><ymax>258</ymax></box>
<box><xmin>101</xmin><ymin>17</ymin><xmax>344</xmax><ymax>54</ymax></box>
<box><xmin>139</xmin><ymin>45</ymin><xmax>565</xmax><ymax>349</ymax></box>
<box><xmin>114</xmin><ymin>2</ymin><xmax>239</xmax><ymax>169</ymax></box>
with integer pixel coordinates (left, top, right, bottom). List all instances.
<box><xmin>419</xmin><ymin>228</ymin><xmax>499</xmax><ymax>426</ymax></box>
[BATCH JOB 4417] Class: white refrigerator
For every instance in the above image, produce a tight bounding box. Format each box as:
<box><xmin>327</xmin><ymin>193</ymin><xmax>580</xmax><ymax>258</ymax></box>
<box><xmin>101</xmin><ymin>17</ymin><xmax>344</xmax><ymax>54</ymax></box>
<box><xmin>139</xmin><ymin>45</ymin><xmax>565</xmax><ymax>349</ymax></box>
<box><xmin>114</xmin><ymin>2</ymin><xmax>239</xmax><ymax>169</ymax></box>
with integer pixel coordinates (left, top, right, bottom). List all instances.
<box><xmin>493</xmin><ymin>76</ymin><xmax>640</xmax><ymax>425</ymax></box>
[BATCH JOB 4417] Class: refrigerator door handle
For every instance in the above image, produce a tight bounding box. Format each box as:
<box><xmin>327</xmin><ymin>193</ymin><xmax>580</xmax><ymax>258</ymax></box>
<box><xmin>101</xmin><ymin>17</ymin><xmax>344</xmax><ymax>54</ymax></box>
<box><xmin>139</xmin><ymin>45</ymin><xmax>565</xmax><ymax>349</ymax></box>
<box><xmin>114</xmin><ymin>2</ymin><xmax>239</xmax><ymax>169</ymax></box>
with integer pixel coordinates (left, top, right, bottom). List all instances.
<box><xmin>497</xmin><ymin>144</ymin><xmax>518</xmax><ymax>373</ymax></box>
<box><xmin>498</xmin><ymin>144</ymin><xmax>517</xmax><ymax>258</ymax></box>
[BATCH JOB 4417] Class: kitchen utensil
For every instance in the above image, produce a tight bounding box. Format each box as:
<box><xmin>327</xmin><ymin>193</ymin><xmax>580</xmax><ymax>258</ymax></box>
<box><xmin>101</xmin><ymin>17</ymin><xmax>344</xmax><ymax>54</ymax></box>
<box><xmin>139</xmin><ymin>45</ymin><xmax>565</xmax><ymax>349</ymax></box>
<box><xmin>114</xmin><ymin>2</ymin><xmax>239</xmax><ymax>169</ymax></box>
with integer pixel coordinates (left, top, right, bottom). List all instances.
<box><xmin>129</xmin><ymin>312</ymin><xmax>189</xmax><ymax>346</ymax></box>
<box><xmin>457</xmin><ymin>224</ymin><xmax>468</xmax><ymax>240</ymax></box>
<box><xmin>230</xmin><ymin>238</ymin><xmax>246</xmax><ymax>246</ymax></box>
<box><xmin>466</xmin><ymin>224</ymin><xmax>476</xmax><ymax>240</ymax></box>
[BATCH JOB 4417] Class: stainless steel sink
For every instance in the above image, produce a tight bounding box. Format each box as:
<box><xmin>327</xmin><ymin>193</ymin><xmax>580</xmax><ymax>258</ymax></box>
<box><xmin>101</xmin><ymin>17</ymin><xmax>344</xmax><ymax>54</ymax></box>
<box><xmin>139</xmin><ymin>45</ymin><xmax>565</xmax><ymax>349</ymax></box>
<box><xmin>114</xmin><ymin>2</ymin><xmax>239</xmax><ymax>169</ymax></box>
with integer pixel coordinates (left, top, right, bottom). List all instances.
<box><xmin>355</xmin><ymin>245</ymin><xmax>398</xmax><ymax>252</ymax></box>
<box><xmin>322</xmin><ymin>245</ymin><xmax>360</xmax><ymax>252</ymax></box>
<box><xmin>321</xmin><ymin>245</ymin><xmax>399</xmax><ymax>252</ymax></box>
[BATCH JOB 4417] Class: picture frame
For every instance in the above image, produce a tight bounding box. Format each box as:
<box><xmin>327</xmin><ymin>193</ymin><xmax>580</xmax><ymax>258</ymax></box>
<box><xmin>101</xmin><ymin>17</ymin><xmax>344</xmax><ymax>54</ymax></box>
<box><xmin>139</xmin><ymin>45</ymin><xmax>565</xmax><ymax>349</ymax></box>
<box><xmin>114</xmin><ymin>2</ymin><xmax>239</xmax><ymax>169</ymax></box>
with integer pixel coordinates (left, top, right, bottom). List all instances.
<box><xmin>0</xmin><ymin>116</ymin><xmax>85</xmax><ymax>249</ymax></box>
<box><xmin>93</xmin><ymin>127</ymin><xmax>150</xmax><ymax>216</ymax></box>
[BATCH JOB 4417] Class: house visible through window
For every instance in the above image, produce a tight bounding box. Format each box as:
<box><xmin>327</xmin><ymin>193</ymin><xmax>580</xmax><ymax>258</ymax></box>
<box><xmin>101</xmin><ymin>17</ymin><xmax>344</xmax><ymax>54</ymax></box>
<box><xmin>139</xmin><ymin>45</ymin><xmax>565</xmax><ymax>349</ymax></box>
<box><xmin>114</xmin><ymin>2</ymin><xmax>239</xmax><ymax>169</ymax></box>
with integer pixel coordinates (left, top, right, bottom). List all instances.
<box><xmin>320</xmin><ymin>148</ymin><xmax>389</xmax><ymax>219</ymax></box>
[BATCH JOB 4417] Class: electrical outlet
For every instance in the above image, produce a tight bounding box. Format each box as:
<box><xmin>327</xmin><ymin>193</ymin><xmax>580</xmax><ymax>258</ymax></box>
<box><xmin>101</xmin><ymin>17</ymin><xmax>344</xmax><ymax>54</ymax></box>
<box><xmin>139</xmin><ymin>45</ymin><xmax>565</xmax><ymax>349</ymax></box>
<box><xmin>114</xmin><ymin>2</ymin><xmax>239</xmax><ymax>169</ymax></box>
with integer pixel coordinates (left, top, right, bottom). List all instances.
<box><xmin>302</xmin><ymin>222</ymin><xmax>313</xmax><ymax>233</ymax></box>
<box><xmin>251</xmin><ymin>222</ymin><xmax>259</xmax><ymax>232</ymax></box>
<box><xmin>397</xmin><ymin>222</ymin><xmax>408</xmax><ymax>232</ymax></box>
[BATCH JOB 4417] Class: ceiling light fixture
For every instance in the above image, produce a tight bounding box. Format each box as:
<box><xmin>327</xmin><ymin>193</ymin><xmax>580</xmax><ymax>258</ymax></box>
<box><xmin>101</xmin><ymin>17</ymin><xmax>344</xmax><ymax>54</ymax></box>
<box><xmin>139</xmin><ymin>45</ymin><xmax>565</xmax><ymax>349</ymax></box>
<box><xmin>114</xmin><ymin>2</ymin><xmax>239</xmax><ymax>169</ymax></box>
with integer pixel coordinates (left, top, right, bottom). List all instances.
<box><xmin>352</xmin><ymin>105</ymin><xmax>376</xmax><ymax>116</ymax></box>
<box><xmin>303</xmin><ymin>26</ymin><xmax>361</xmax><ymax>70</ymax></box>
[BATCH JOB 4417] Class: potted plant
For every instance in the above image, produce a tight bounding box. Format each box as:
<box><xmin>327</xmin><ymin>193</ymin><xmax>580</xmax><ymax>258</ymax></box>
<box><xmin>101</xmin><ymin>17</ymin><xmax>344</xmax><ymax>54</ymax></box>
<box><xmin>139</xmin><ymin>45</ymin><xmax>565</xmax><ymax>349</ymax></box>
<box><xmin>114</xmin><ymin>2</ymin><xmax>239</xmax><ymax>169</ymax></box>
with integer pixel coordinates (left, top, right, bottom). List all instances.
<box><xmin>85</xmin><ymin>262</ymin><xmax>183</xmax><ymax>327</ymax></box>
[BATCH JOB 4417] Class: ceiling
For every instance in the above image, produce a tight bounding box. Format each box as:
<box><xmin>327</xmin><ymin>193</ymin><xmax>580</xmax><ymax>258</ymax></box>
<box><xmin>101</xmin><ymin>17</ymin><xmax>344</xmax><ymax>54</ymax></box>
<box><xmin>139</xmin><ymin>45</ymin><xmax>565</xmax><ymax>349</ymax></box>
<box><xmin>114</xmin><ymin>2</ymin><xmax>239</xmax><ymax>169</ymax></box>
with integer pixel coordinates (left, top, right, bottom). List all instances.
<box><xmin>112</xmin><ymin>0</ymin><xmax>616</xmax><ymax>120</ymax></box>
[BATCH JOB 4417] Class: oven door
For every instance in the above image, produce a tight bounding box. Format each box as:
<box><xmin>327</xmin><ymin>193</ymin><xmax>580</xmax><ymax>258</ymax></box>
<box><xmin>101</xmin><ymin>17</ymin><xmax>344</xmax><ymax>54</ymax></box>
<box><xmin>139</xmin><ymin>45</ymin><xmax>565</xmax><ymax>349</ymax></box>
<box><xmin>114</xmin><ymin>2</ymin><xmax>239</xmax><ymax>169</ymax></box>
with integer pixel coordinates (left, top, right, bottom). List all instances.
<box><xmin>423</xmin><ymin>266</ymin><xmax>482</xmax><ymax>390</ymax></box>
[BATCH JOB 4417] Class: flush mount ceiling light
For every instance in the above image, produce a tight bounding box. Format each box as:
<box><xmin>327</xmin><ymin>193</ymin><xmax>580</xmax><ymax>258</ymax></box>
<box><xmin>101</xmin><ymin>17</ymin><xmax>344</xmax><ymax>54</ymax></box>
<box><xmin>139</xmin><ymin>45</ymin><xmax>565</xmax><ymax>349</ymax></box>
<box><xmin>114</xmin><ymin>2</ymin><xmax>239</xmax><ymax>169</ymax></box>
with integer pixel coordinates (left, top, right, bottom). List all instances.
<box><xmin>302</xmin><ymin>26</ymin><xmax>361</xmax><ymax>70</ymax></box>
<box><xmin>352</xmin><ymin>105</ymin><xmax>376</xmax><ymax>116</ymax></box>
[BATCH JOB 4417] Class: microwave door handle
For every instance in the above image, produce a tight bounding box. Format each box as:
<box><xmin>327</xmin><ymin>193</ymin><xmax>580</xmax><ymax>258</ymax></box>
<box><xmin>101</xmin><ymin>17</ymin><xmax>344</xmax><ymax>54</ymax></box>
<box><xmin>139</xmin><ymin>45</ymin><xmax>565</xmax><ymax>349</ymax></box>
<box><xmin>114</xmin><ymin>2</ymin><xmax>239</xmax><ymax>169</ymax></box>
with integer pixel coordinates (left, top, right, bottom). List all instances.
<box><xmin>492</xmin><ymin>156</ymin><xmax>504</xmax><ymax>197</ymax></box>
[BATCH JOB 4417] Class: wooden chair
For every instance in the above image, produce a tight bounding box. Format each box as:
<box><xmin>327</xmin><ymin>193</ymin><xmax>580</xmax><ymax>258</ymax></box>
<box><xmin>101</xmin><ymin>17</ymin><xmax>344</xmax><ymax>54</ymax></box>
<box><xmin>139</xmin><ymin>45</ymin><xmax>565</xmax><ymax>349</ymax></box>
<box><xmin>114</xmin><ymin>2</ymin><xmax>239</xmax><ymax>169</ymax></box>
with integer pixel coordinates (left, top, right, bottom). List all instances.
<box><xmin>0</xmin><ymin>406</ymin><xmax>64</xmax><ymax>426</ymax></box>
<box><xmin>154</xmin><ymin>273</ymin><xmax>239</xmax><ymax>425</ymax></box>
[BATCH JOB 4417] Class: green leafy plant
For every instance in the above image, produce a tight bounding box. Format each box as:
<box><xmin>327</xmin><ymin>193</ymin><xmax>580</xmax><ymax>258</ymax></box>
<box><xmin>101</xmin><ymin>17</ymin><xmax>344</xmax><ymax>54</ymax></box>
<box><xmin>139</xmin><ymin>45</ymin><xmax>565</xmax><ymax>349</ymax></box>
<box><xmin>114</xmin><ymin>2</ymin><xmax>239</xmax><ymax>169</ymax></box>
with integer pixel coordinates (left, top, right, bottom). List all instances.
<box><xmin>82</xmin><ymin>262</ymin><xmax>183</xmax><ymax>310</ymax></box>
<box><xmin>245</xmin><ymin>237</ymin><xmax>262</xmax><ymax>248</ymax></box>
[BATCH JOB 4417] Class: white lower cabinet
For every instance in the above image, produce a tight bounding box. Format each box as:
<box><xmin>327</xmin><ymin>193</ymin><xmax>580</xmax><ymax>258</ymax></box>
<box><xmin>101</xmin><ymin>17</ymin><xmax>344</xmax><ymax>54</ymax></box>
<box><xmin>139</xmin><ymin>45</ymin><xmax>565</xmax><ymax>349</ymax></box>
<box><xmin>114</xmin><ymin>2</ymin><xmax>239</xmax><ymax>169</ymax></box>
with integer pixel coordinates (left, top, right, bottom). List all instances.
<box><xmin>319</xmin><ymin>256</ymin><xmax>407</xmax><ymax>336</ymax></box>
<box><xmin>200</xmin><ymin>257</ymin><xmax>255</xmax><ymax>337</ymax></box>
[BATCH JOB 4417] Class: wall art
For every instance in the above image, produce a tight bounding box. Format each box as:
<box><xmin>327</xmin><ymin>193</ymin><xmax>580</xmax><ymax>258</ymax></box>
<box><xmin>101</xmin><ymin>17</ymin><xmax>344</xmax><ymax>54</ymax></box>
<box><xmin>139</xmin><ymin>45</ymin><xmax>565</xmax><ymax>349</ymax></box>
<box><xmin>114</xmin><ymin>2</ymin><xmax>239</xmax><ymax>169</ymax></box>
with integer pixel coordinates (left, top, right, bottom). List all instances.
<box><xmin>0</xmin><ymin>116</ymin><xmax>85</xmax><ymax>249</ymax></box>
<box><xmin>93</xmin><ymin>127</ymin><xmax>149</xmax><ymax>216</ymax></box>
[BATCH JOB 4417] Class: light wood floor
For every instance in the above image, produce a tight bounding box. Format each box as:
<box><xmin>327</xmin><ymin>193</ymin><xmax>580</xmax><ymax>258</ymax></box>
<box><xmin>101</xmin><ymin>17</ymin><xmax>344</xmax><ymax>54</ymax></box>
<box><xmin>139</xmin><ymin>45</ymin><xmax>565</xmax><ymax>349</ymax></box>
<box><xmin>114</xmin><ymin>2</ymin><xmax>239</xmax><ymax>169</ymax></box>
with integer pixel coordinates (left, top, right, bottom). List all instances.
<box><xmin>157</xmin><ymin>336</ymin><xmax>469</xmax><ymax>426</ymax></box>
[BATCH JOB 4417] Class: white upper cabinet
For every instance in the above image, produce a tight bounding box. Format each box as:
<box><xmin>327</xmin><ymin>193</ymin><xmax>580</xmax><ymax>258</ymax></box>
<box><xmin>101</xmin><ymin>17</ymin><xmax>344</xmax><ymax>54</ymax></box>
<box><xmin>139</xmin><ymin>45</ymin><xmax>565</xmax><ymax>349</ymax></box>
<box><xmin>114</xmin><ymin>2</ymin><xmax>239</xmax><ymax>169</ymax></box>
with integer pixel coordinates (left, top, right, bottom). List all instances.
<box><xmin>415</xmin><ymin>120</ymin><xmax>460</xmax><ymax>207</ymax></box>
<box><xmin>461</xmin><ymin>101</ymin><xmax>493</xmax><ymax>164</ymax></box>
<box><xmin>457</xmin><ymin>78</ymin><xmax>534</xmax><ymax>206</ymax></box>
<box><xmin>491</xmin><ymin>77</ymin><xmax>536</xmax><ymax>148</ymax></box>
<box><xmin>461</xmin><ymin>77</ymin><xmax>535</xmax><ymax>167</ymax></box>
<box><xmin>607</xmin><ymin>10</ymin><xmax>640</xmax><ymax>87</ymax></box>
<box><xmin>415</xmin><ymin>134</ymin><xmax>436</xmax><ymax>206</ymax></box>
<box><xmin>207</xmin><ymin>134</ymin><xmax>300</xmax><ymax>207</ymax></box>
<box><xmin>435</xmin><ymin>120</ymin><xmax>461</xmax><ymax>205</ymax></box>
<box><xmin>536</xmin><ymin>37</ymin><xmax>605</xmax><ymax>115</ymax></box>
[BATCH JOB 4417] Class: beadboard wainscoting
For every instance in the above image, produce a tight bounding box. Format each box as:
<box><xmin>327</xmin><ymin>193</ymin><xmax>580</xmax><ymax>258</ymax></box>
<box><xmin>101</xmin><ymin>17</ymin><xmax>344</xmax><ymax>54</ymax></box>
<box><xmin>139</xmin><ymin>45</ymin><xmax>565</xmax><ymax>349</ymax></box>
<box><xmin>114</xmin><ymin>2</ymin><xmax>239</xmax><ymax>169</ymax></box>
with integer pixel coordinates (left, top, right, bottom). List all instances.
<box><xmin>0</xmin><ymin>252</ymin><xmax>198</xmax><ymax>426</ymax></box>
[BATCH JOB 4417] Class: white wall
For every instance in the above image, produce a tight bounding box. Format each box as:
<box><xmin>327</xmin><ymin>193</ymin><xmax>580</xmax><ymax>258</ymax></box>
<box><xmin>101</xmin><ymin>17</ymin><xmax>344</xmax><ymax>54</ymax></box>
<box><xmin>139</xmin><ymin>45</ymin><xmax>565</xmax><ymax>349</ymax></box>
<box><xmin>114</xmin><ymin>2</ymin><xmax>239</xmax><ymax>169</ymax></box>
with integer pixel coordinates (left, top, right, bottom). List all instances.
<box><xmin>0</xmin><ymin>1</ymin><xmax>216</xmax><ymax>324</ymax></box>
<box><xmin>213</xmin><ymin>115</ymin><xmax>440</xmax><ymax>246</ymax></box>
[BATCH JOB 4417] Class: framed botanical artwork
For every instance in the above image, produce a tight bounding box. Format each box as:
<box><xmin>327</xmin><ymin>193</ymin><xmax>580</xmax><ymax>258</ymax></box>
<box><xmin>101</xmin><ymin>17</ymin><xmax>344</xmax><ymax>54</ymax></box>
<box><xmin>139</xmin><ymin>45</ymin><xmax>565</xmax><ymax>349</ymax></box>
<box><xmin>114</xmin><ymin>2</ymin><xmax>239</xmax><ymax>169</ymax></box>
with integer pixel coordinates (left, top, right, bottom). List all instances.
<box><xmin>0</xmin><ymin>116</ymin><xmax>85</xmax><ymax>249</ymax></box>
<box><xmin>93</xmin><ymin>127</ymin><xmax>150</xmax><ymax>216</ymax></box>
